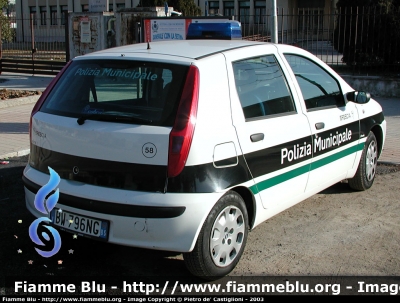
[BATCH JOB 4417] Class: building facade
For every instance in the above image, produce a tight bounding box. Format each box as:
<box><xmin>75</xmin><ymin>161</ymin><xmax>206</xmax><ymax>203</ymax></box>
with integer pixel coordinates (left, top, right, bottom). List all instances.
<box><xmin>13</xmin><ymin>0</ymin><xmax>338</xmax><ymax>42</ymax></box>
<box><xmin>16</xmin><ymin>0</ymin><xmax>338</xmax><ymax>23</ymax></box>
<box><xmin>15</xmin><ymin>0</ymin><xmax>141</xmax><ymax>29</ymax></box>
<box><xmin>14</xmin><ymin>1</ymin><xmax>142</xmax><ymax>42</ymax></box>
<box><xmin>199</xmin><ymin>0</ymin><xmax>337</xmax><ymax>18</ymax></box>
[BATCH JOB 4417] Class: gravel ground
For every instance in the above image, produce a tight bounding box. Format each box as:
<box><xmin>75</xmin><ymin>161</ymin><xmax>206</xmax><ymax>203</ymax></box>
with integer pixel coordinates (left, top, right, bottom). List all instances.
<box><xmin>1</xmin><ymin>155</ymin><xmax>399</xmax><ymax>295</ymax></box>
<box><xmin>0</xmin><ymin>89</ymin><xmax>41</xmax><ymax>100</ymax></box>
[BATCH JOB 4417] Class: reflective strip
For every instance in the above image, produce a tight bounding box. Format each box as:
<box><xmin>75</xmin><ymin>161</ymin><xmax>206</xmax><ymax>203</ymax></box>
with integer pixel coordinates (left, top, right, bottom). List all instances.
<box><xmin>250</xmin><ymin>142</ymin><xmax>365</xmax><ymax>194</ymax></box>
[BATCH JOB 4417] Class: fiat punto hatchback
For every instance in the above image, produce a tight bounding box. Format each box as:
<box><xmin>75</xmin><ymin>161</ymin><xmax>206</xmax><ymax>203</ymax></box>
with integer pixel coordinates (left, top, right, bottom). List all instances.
<box><xmin>23</xmin><ymin>39</ymin><xmax>386</xmax><ymax>279</ymax></box>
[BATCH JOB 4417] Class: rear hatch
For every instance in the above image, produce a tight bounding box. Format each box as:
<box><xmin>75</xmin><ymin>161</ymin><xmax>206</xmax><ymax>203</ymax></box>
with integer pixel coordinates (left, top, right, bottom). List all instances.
<box><xmin>29</xmin><ymin>59</ymin><xmax>190</xmax><ymax>192</ymax></box>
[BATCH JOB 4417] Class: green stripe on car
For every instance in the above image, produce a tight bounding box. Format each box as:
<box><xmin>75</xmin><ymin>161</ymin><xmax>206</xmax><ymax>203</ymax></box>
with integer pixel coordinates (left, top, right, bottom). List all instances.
<box><xmin>250</xmin><ymin>142</ymin><xmax>365</xmax><ymax>194</ymax></box>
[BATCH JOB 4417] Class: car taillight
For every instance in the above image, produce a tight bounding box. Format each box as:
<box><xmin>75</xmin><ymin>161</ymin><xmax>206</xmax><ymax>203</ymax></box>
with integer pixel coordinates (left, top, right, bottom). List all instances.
<box><xmin>29</xmin><ymin>61</ymin><xmax>72</xmax><ymax>142</ymax></box>
<box><xmin>167</xmin><ymin>65</ymin><xmax>199</xmax><ymax>178</ymax></box>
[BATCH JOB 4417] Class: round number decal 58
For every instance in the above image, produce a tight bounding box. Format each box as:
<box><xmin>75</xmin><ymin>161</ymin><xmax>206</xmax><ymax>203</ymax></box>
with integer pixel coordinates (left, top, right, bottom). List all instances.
<box><xmin>142</xmin><ymin>143</ymin><xmax>157</xmax><ymax>158</ymax></box>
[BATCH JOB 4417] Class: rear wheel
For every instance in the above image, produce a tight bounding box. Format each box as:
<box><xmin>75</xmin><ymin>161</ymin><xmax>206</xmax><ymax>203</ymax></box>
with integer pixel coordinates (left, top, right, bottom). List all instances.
<box><xmin>183</xmin><ymin>191</ymin><xmax>249</xmax><ymax>280</ymax></box>
<box><xmin>348</xmin><ymin>131</ymin><xmax>378</xmax><ymax>191</ymax></box>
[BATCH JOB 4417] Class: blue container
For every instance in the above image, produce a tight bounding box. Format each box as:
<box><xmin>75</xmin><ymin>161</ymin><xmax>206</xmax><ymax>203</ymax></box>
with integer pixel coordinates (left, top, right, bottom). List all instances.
<box><xmin>186</xmin><ymin>21</ymin><xmax>242</xmax><ymax>40</ymax></box>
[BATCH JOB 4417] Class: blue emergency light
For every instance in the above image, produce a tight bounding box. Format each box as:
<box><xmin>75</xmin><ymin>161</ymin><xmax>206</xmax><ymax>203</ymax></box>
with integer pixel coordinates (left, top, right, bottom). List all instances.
<box><xmin>186</xmin><ymin>21</ymin><xmax>242</xmax><ymax>40</ymax></box>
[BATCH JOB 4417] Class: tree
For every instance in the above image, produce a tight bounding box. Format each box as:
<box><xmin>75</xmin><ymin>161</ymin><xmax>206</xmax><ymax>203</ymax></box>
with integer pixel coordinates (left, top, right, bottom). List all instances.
<box><xmin>138</xmin><ymin>0</ymin><xmax>201</xmax><ymax>16</ymax></box>
<box><xmin>336</xmin><ymin>0</ymin><xmax>398</xmax><ymax>10</ymax></box>
<box><xmin>175</xmin><ymin>0</ymin><xmax>201</xmax><ymax>16</ymax></box>
<box><xmin>0</xmin><ymin>0</ymin><xmax>14</xmax><ymax>42</ymax></box>
<box><xmin>334</xmin><ymin>0</ymin><xmax>400</xmax><ymax>68</ymax></box>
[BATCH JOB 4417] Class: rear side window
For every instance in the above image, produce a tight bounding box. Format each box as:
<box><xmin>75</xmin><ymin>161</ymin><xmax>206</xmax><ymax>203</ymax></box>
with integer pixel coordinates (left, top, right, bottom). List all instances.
<box><xmin>40</xmin><ymin>60</ymin><xmax>189</xmax><ymax>126</ymax></box>
<box><xmin>232</xmin><ymin>55</ymin><xmax>296</xmax><ymax>121</ymax></box>
<box><xmin>284</xmin><ymin>54</ymin><xmax>345</xmax><ymax>110</ymax></box>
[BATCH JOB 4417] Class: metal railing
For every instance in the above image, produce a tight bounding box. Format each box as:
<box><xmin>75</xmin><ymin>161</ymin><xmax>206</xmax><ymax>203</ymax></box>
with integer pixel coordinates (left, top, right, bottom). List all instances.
<box><xmin>240</xmin><ymin>6</ymin><xmax>400</xmax><ymax>75</ymax></box>
<box><xmin>0</xmin><ymin>13</ymin><xmax>67</xmax><ymax>62</ymax></box>
<box><xmin>1</xmin><ymin>7</ymin><xmax>399</xmax><ymax>75</ymax></box>
<box><xmin>0</xmin><ymin>58</ymin><xmax>66</xmax><ymax>75</ymax></box>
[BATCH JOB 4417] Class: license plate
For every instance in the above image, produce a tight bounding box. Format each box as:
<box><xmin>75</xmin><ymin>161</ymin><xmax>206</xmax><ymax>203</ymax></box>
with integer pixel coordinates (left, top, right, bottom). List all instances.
<box><xmin>50</xmin><ymin>208</ymin><xmax>109</xmax><ymax>240</ymax></box>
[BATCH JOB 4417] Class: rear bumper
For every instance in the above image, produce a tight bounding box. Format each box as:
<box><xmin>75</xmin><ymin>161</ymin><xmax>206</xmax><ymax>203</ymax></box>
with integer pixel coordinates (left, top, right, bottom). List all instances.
<box><xmin>23</xmin><ymin>165</ymin><xmax>220</xmax><ymax>252</ymax></box>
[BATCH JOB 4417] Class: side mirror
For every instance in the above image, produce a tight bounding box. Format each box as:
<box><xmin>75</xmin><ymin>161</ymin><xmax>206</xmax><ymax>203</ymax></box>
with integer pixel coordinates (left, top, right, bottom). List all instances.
<box><xmin>356</xmin><ymin>91</ymin><xmax>371</xmax><ymax>104</ymax></box>
<box><xmin>345</xmin><ymin>91</ymin><xmax>371</xmax><ymax>104</ymax></box>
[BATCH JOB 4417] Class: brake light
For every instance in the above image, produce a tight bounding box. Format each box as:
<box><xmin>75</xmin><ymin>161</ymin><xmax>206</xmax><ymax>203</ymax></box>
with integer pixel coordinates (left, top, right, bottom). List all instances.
<box><xmin>167</xmin><ymin>65</ymin><xmax>199</xmax><ymax>178</ymax></box>
<box><xmin>29</xmin><ymin>61</ymin><xmax>72</xmax><ymax>142</ymax></box>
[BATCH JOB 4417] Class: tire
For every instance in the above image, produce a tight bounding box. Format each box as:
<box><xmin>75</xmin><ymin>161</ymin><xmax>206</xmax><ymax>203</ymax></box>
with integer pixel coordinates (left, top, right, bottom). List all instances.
<box><xmin>348</xmin><ymin>131</ymin><xmax>378</xmax><ymax>191</ymax></box>
<box><xmin>183</xmin><ymin>191</ymin><xmax>249</xmax><ymax>280</ymax></box>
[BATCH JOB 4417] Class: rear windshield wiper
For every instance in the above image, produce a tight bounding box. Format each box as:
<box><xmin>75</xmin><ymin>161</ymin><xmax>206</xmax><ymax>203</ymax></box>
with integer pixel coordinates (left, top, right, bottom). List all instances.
<box><xmin>77</xmin><ymin>114</ymin><xmax>153</xmax><ymax>125</ymax></box>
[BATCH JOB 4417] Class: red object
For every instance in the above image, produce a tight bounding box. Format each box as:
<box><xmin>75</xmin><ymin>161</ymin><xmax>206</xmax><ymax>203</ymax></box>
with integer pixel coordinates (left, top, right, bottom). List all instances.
<box><xmin>167</xmin><ymin>65</ymin><xmax>199</xmax><ymax>178</ymax></box>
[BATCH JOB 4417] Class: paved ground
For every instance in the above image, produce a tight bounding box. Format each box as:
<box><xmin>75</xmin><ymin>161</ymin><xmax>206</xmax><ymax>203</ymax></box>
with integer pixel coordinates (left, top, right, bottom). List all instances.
<box><xmin>0</xmin><ymin>73</ymin><xmax>53</xmax><ymax>159</ymax></box>
<box><xmin>0</xmin><ymin>72</ymin><xmax>399</xmax><ymax>164</ymax></box>
<box><xmin>0</xmin><ymin>72</ymin><xmax>54</xmax><ymax>91</ymax></box>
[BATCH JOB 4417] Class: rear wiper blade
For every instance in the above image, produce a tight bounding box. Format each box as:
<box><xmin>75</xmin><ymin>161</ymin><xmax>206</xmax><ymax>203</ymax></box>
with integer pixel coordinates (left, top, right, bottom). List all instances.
<box><xmin>77</xmin><ymin>114</ymin><xmax>153</xmax><ymax>125</ymax></box>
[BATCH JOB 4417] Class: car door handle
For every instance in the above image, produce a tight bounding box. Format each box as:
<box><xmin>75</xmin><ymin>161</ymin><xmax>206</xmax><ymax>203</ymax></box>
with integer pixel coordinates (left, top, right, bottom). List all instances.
<box><xmin>315</xmin><ymin>122</ymin><xmax>325</xmax><ymax>130</ymax></box>
<box><xmin>250</xmin><ymin>133</ymin><xmax>264</xmax><ymax>142</ymax></box>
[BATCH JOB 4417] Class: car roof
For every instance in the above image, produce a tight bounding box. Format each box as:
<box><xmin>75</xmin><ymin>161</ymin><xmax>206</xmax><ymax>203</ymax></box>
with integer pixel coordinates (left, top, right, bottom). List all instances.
<box><xmin>74</xmin><ymin>40</ymin><xmax>272</xmax><ymax>61</ymax></box>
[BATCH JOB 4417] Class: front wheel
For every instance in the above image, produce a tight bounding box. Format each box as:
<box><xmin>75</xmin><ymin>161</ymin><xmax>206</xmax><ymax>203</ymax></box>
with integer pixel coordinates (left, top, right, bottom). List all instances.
<box><xmin>183</xmin><ymin>191</ymin><xmax>249</xmax><ymax>280</ymax></box>
<box><xmin>348</xmin><ymin>131</ymin><xmax>378</xmax><ymax>191</ymax></box>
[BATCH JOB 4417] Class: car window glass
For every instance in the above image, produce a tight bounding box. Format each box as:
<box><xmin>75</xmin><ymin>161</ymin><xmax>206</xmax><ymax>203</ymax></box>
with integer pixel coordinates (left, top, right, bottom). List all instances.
<box><xmin>40</xmin><ymin>60</ymin><xmax>188</xmax><ymax>126</ymax></box>
<box><xmin>232</xmin><ymin>55</ymin><xmax>296</xmax><ymax>121</ymax></box>
<box><xmin>284</xmin><ymin>54</ymin><xmax>345</xmax><ymax>110</ymax></box>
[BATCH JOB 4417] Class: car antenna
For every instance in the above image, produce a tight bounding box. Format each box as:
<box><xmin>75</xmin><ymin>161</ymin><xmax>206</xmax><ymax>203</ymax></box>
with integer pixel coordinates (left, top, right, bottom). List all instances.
<box><xmin>147</xmin><ymin>40</ymin><xmax>151</xmax><ymax>50</ymax></box>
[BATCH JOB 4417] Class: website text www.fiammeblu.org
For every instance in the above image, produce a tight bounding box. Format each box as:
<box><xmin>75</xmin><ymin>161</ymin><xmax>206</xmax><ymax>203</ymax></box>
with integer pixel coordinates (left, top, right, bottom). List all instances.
<box><xmin>5</xmin><ymin>279</ymin><xmax>400</xmax><ymax>296</ymax></box>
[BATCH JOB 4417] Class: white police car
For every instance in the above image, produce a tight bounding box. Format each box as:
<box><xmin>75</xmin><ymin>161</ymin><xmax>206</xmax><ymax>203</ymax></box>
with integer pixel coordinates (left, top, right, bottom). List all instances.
<box><xmin>23</xmin><ymin>39</ymin><xmax>386</xmax><ymax>279</ymax></box>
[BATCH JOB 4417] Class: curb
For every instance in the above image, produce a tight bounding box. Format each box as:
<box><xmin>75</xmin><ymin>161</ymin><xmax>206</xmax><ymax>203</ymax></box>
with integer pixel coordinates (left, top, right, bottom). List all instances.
<box><xmin>0</xmin><ymin>92</ymin><xmax>398</xmax><ymax>166</ymax></box>
<box><xmin>0</xmin><ymin>96</ymin><xmax>39</xmax><ymax>160</ymax></box>
<box><xmin>0</xmin><ymin>95</ymin><xmax>40</xmax><ymax>109</ymax></box>
<box><xmin>341</xmin><ymin>75</ymin><xmax>400</xmax><ymax>98</ymax></box>
<box><xmin>0</xmin><ymin>149</ymin><xmax>30</xmax><ymax>161</ymax></box>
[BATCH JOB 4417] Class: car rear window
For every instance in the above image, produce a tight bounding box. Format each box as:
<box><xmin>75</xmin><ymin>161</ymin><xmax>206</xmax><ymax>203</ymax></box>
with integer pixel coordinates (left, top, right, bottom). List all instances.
<box><xmin>40</xmin><ymin>59</ymin><xmax>189</xmax><ymax>126</ymax></box>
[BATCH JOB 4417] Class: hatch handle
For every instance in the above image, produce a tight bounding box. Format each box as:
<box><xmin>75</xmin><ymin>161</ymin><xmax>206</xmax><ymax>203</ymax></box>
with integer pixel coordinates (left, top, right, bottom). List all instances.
<box><xmin>250</xmin><ymin>133</ymin><xmax>264</xmax><ymax>142</ymax></box>
<box><xmin>315</xmin><ymin>122</ymin><xmax>325</xmax><ymax>130</ymax></box>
